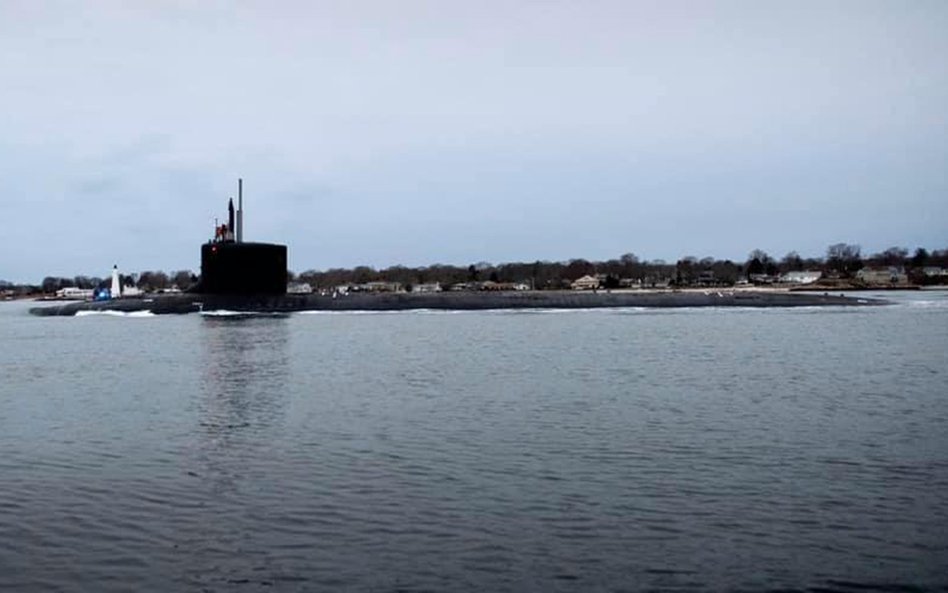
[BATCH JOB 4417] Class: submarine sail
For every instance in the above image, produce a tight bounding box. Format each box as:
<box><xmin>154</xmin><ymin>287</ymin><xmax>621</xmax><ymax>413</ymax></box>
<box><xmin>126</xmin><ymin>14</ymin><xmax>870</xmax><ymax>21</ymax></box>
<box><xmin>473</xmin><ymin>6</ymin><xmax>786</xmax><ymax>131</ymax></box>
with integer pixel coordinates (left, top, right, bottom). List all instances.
<box><xmin>198</xmin><ymin>179</ymin><xmax>287</xmax><ymax>295</ymax></box>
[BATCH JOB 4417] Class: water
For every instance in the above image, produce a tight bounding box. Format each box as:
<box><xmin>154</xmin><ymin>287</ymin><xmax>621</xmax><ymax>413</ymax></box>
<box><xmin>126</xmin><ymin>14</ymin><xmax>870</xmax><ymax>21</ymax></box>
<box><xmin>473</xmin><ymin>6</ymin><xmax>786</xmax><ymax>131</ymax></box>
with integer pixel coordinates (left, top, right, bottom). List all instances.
<box><xmin>2</xmin><ymin>293</ymin><xmax>947</xmax><ymax>592</ymax></box>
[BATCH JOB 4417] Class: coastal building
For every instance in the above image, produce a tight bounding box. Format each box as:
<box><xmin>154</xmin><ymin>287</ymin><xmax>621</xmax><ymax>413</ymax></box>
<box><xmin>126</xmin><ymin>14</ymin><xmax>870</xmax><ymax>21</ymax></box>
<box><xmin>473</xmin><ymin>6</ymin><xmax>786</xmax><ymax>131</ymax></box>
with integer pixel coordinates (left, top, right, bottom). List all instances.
<box><xmin>571</xmin><ymin>275</ymin><xmax>600</xmax><ymax>290</ymax></box>
<box><xmin>352</xmin><ymin>281</ymin><xmax>403</xmax><ymax>293</ymax></box>
<box><xmin>287</xmin><ymin>282</ymin><xmax>313</xmax><ymax>294</ymax></box>
<box><xmin>779</xmin><ymin>271</ymin><xmax>822</xmax><ymax>284</ymax></box>
<box><xmin>643</xmin><ymin>276</ymin><xmax>672</xmax><ymax>288</ymax></box>
<box><xmin>479</xmin><ymin>281</ymin><xmax>516</xmax><ymax>291</ymax></box>
<box><xmin>749</xmin><ymin>273</ymin><xmax>778</xmax><ymax>285</ymax></box>
<box><xmin>444</xmin><ymin>281</ymin><xmax>525</xmax><ymax>291</ymax></box>
<box><xmin>856</xmin><ymin>267</ymin><xmax>908</xmax><ymax>285</ymax></box>
<box><xmin>55</xmin><ymin>287</ymin><xmax>94</xmax><ymax>300</ymax></box>
<box><xmin>412</xmin><ymin>283</ymin><xmax>442</xmax><ymax>293</ymax></box>
<box><xmin>696</xmin><ymin>270</ymin><xmax>717</xmax><ymax>286</ymax></box>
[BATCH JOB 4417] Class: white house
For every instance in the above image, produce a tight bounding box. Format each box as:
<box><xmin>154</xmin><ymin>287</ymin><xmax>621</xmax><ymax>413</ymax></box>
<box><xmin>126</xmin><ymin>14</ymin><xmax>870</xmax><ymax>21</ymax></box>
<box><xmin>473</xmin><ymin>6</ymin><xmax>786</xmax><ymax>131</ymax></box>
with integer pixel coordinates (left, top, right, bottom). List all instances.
<box><xmin>779</xmin><ymin>271</ymin><xmax>822</xmax><ymax>284</ymax></box>
<box><xmin>412</xmin><ymin>283</ymin><xmax>442</xmax><ymax>293</ymax></box>
<box><xmin>571</xmin><ymin>275</ymin><xmax>600</xmax><ymax>290</ymax></box>
<box><xmin>287</xmin><ymin>282</ymin><xmax>313</xmax><ymax>294</ymax></box>
<box><xmin>55</xmin><ymin>287</ymin><xmax>94</xmax><ymax>300</ymax></box>
<box><xmin>856</xmin><ymin>267</ymin><xmax>908</xmax><ymax>285</ymax></box>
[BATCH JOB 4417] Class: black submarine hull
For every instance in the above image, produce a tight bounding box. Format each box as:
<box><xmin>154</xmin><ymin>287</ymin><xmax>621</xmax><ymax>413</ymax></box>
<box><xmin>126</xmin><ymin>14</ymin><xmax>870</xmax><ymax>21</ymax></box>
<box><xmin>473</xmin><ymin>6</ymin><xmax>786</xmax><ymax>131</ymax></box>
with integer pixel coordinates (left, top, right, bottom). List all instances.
<box><xmin>29</xmin><ymin>290</ymin><xmax>888</xmax><ymax>316</ymax></box>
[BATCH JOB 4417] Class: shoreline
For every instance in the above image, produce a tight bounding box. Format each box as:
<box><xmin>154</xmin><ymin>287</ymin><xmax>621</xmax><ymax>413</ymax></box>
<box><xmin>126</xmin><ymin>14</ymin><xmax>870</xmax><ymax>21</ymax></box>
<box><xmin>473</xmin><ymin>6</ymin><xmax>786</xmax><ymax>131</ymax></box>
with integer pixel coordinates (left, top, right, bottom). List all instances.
<box><xmin>790</xmin><ymin>284</ymin><xmax>921</xmax><ymax>292</ymax></box>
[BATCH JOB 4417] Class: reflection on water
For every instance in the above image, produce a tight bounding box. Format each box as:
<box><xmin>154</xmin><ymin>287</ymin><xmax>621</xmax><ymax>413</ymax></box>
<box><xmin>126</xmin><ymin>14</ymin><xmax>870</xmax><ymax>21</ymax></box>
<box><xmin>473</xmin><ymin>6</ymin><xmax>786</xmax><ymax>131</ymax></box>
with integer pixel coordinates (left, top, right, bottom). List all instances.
<box><xmin>198</xmin><ymin>316</ymin><xmax>290</xmax><ymax>431</ymax></box>
<box><xmin>194</xmin><ymin>317</ymin><xmax>290</xmax><ymax>488</ymax></box>
<box><xmin>179</xmin><ymin>317</ymin><xmax>296</xmax><ymax>589</ymax></box>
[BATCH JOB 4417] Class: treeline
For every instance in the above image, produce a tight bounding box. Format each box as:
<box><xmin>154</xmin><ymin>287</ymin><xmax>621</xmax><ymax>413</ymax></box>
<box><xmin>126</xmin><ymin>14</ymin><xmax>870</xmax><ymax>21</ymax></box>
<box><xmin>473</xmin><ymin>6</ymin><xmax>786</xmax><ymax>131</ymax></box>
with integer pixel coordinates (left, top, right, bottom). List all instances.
<box><xmin>296</xmin><ymin>254</ymin><xmax>672</xmax><ymax>291</ymax></box>
<box><xmin>4</xmin><ymin>243</ymin><xmax>948</xmax><ymax>296</ymax></box>
<box><xmin>25</xmin><ymin>270</ymin><xmax>198</xmax><ymax>295</ymax></box>
<box><xmin>292</xmin><ymin>244</ymin><xmax>948</xmax><ymax>290</ymax></box>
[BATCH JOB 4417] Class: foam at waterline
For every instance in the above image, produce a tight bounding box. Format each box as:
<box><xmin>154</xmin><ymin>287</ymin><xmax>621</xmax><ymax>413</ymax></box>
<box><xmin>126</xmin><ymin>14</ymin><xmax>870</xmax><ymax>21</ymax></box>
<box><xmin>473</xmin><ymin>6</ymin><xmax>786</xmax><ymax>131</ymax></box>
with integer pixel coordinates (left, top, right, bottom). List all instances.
<box><xmin>199</xmin><ymin>309</ymin><xmax>287</xmax><ymax>317</ymax></box>
<box><xmin>75</xmin><ymin>310</ymin><xmax>156</xmax><ymax>318</ymax></box>
<box><xmin>293</xmin><ymin>307</ymin><xmax>652</xmax><ymax>316</ymax></box>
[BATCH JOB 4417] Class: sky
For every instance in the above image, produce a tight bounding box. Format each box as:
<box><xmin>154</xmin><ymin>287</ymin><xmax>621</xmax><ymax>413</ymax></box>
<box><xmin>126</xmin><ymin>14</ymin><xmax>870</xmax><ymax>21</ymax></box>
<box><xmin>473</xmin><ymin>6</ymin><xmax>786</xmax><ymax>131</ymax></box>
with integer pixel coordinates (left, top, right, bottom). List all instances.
<box><xmin>1</xmin><ymin>0</ymin><xmax>946</xmax><ymax>283</ymax></box>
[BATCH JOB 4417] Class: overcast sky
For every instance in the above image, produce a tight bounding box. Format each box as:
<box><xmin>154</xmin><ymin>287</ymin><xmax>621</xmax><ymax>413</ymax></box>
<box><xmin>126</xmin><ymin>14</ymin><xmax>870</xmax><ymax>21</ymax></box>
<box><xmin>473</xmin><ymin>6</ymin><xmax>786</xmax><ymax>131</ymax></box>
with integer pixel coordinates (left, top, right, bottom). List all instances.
<box><xmin>2</xmin><ymin>1</ymin><xmax>946</xmax><ymax>282</ymax></box>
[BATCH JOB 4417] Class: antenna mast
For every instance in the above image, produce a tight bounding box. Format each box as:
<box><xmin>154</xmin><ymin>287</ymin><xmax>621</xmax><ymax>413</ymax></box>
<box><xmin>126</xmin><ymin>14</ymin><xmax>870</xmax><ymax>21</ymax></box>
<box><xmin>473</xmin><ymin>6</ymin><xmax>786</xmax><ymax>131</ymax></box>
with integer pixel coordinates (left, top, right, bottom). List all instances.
<box><xmin>237</xmin><ymin>178</ymin><xmax>244</xmax><ymax>243</ymax></box>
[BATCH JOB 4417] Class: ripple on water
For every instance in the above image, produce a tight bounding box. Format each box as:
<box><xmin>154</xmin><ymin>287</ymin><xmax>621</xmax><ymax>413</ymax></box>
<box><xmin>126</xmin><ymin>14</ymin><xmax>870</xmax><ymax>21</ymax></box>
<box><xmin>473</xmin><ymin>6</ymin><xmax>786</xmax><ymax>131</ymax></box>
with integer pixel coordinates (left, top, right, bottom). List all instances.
<box><xmin>1</xmin><ymin>298</ymin><xmax>947</xmax><ymax>591</ymax></box>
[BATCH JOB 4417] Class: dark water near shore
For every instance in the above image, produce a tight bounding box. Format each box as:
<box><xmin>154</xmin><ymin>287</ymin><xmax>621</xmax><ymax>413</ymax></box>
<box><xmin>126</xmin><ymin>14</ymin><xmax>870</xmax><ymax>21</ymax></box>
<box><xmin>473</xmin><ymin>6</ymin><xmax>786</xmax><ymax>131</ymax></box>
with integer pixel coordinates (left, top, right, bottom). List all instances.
<box><xmin>2</xmin><ymin>292</ymin><xmax>947</xmax><ymax>592</ymax></box>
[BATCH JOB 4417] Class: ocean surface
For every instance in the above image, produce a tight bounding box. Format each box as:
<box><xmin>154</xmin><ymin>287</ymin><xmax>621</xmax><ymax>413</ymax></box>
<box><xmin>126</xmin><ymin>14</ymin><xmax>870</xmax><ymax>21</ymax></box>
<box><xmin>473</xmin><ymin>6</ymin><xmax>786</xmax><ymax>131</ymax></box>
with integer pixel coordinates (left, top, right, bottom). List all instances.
<box><xmin>1</xmin><ymin>292</ymin><xmax>947</xmax><ymax>592</ymax></box>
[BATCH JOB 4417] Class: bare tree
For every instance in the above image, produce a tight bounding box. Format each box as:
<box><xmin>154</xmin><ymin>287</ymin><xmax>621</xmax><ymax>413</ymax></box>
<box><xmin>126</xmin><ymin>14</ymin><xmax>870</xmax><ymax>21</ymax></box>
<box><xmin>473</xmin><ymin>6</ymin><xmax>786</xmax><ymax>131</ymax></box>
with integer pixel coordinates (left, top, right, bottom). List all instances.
<box><xmin>781</xmin><ymin>251</ymin><xmax>804</xmax><ymax>272</ymax></box>
<box><xmin>873</xmin><ymin>246</ymin><xmax>908</xmax><ymax>267</ymax></box>
<box><xmin>746</xmin><ymin>249</ymin><xmax>772</xmax><ymax>276</ymax></box>
<box><xmin>171</xmin><ymin>270</ymin><xmax>194</xmax><ymax>290</ymax></box>
<box><xmin>826</xmin><ymin>243</ymin><xmax>862</xmax><ymax>276</ymax></box>
<box><xmin>138</xmin><ymin>271</ymin><xmax>170</xmax><ymax>292</ymax></box>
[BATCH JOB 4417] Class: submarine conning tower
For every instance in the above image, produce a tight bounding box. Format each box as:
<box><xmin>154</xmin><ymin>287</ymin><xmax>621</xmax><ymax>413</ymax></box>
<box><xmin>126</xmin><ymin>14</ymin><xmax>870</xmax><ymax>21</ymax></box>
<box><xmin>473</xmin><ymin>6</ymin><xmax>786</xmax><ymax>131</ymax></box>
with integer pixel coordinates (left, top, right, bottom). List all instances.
<box><xmin>198</xmin><ymin>179</ymin><xmax>288</xmax><ymax>295</ymax></box>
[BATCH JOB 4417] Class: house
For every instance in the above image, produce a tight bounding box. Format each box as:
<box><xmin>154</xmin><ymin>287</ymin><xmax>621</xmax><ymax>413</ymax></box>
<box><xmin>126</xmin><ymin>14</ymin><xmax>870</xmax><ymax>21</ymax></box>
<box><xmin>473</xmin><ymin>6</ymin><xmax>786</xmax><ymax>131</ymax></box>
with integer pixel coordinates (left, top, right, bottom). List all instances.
<box><xmin>571</xmin><ymin>275</ymin><xmax>600</xmax><ymax>290</ymax></box>
<box><xmin>749</xmin><ymin>273</ymin><xmax>778</xmax><ymax>285</ymax></box>
<box><xmin>412</xmin><ymin>283</ymin><xmax>442</xmax><ymax>293</ymax></box>
<box><xmin>643</xmin><ymin>276</ymin><xmax>672</xmax><ymax>288</ymax></box>
<box><xmin>55</xmin><ymin>287</ymin><xmax>94</xmax><ymax>300</ymax></box>
<box><xmin>856</xmin><ymin>267</ymin><xmax>908</xmax><ymax>285</ymax></box>
<box><xmin>287</xmin><ymin>282</ymin><xmax>313</xmax><ymax>294</ymax></box>
<box><xmin>355</xmin><ymin>281</ymin><xmax>403</xmax><ymax>293</ymax></box>
<box><xmin>779</xmin><ymin>271</ymin><xmax>822</xmax><ymax>285</ymax></box>
<box><xmin>696</xmin><ymin>270</ymin><xmax>717</xmax><ymax>286</ymax></box>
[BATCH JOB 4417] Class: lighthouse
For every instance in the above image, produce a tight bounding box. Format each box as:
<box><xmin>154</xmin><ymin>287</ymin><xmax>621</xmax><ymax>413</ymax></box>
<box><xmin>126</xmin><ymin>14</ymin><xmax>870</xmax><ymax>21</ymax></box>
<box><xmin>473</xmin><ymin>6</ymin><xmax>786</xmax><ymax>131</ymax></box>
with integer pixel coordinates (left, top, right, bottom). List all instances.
<box><xmin>110</xmin><ymin>265</ymin><xmax>121</xmax><ymax>299</ymax></box>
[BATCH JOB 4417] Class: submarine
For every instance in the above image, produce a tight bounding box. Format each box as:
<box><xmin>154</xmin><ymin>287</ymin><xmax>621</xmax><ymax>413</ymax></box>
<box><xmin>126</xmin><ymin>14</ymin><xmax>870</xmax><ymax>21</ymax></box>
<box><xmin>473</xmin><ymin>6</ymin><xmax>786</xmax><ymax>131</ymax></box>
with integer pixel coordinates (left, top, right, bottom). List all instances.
<box><xmin>30</xmin><ymin>181</ymin><xmax>889</xmax><ymax>316</ymax></box>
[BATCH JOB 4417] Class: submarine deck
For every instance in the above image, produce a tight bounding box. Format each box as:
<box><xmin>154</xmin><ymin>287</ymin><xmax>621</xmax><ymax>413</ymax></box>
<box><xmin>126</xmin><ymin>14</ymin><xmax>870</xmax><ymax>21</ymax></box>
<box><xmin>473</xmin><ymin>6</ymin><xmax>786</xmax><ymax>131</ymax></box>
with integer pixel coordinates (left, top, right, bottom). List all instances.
<box><xmin>29</xmin><ymin>290</ymin><xmax>888</xmax><ymax>316</ymax></box>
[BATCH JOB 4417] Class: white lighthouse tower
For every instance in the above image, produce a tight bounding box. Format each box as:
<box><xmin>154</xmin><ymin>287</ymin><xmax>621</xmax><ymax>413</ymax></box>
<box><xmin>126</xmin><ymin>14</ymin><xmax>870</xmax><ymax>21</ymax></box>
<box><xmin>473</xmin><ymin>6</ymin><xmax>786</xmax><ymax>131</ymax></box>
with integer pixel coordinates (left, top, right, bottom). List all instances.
<box><xmin>110</xmin><ymin>265</ymin><xmax>121</xmax><ymax>299</ymax></box>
